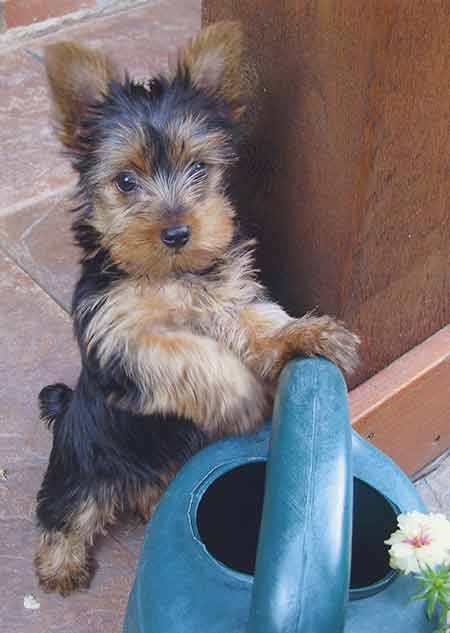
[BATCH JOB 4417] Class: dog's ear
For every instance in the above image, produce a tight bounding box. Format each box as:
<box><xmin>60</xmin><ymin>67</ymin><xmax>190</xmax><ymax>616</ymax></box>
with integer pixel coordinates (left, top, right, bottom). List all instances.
<box><xmin>171</xmin><ymin>21</ymin><xmax>246</xmax><ymax>120</ymax></box>
<box><xmin>44</xmin><ymin>42</ymin><xmax>121</xmax><ymax>152</ymax></box>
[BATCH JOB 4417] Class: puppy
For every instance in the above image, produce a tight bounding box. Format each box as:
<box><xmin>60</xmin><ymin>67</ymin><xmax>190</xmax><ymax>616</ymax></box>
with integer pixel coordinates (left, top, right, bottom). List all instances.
<box><xmin>35</xmin><ymin>21</ymin><xmax>359</xmax><ymax>594</ymax></box>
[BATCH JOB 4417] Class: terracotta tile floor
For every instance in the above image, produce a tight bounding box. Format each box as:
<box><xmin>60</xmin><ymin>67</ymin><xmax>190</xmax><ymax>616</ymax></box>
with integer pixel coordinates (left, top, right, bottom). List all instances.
<box><xmin>0</xmin><ymin>2</ymin><xmax>448</xmax><ymax>632</ymax></box>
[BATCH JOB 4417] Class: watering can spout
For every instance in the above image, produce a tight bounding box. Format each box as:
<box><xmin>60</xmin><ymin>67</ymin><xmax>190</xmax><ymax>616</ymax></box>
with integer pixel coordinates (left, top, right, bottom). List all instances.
<box><xmin>247</xmin><ymin>358</ymin><xmax>353</xmax><ymax>633</ymax></box>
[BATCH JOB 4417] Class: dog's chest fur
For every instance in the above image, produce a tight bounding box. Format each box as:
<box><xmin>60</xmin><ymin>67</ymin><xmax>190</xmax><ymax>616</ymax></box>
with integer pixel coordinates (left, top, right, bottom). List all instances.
<box><xmin>82</xmin><ymin>247</ymin><xmax>266</xmax><ymax>361</ymax></box>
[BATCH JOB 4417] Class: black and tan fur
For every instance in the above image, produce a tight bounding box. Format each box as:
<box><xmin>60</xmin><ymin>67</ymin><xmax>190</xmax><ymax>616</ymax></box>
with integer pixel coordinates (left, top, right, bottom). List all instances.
<box><xmin>35</xmin><ymin>21</ymin><xmax>359</xmax><ymax>595</ymax></box>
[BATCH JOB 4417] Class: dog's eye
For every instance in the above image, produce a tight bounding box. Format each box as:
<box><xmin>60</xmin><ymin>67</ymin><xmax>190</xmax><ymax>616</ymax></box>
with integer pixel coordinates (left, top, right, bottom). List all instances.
<box><xmin>115</xmin><ymin>172</ymin><xmax>138</xmax><ymax>193</ymax></box>
<box><xmin>189</xmin><ymin>161</ymin><xmax>208</xmax><ymax>176</ymax></box>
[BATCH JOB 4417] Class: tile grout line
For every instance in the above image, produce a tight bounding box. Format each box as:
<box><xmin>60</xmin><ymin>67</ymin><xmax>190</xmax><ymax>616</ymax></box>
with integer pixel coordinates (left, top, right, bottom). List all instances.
<box><xmin>423</xmin><ymin>478</ymin><xmax>446</xmax><ymax>515</ymax></box>
<box><xmin>0</xmin><ymin>0</ymin><xmax>163</xmax><ymax>54</ymax></box>
<box><xmin>0</xmin><ymin>183</ymin><xmax>75</xmax><ymax>219</ymax></box>
<box><xmin>18</xmin><ymin>205</ymin><xmax>54</xmax><ymax>242</ymax></box>
<box><xmin>0</xmin><ymin>239</ymin><xmax>70</xmax><ymax>316</ymax></box>
<box><xmin>412</xmin><ymin>447</ymin><xmax>450</xmax><ymax>482</ymax></box>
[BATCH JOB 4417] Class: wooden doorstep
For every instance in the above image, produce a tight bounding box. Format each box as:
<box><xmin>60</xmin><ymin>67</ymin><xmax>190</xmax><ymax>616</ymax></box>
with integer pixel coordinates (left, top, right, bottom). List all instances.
<box><xmin>349</xmin><ymin>324</ymin><xmax>450</xmax><ymax>477</ymax></box>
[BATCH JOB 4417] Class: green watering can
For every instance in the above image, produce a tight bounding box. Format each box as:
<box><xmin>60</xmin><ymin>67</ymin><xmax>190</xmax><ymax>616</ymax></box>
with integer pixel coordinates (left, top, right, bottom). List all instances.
<box><xmin>124</xmin><ymin>357</ymin><xmax>433</xmax><ymax>632</ymax></box>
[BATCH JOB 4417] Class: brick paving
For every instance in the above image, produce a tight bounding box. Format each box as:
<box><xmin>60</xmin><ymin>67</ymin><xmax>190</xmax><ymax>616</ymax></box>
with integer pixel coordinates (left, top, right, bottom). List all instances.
<box><xmin>0</xmin><ymin>2</ymin><xmax>448</xmax><ymax>632</ymax></box>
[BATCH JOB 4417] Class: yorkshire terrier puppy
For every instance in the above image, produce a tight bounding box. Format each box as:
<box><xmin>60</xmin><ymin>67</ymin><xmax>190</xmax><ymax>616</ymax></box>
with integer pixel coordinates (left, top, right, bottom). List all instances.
<box><xmin>35</xmin><ymin>21</ymin><xmax>359</xmax><ymax>595</ymax></box>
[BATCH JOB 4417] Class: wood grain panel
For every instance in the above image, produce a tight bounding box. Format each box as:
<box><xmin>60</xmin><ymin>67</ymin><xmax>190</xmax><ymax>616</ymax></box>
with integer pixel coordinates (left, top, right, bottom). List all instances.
<box><xmin>203</xmin><ymin>1</ymin><xmax>450</xmax><ymax>388</ymax></box>
<box><xmin>350</xmin><ymin>325</ymin><xmax>450</xmax><ymax>476</ymax></box>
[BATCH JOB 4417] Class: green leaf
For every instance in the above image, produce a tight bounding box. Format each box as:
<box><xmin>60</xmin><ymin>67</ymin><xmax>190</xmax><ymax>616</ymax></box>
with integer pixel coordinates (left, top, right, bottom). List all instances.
<box><xmin>431</xmin><ymin>626</ymin><xmax>447</xmax><ymax>633</ymax></box>
<box><xmin>437</xmin><ymin>607</ymin><xmax>447</xmax><ymax>626</ymax></box>
<box><xmin>426</xmin><ymin>592</ymin><xmax>438</xmax><ymax>620</ymax></box>
<box><xmin>412</xmin><ymin>563</ymin><xmax>450</xmax><ymax>632</ymax></box>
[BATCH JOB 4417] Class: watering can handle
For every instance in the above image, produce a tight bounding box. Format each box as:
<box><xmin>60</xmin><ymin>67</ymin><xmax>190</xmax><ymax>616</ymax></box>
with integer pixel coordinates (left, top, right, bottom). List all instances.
<box><xmin>247</xmin><ymin>357</ymin><xmax>353</xmax><ymax>633</ymax></box>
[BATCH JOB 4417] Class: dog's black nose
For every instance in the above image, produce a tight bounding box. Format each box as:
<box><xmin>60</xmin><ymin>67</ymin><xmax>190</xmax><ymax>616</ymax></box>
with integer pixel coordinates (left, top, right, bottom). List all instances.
<box><xmin>160</xmin><ymin>225</ymin><xmax>191</xmax><ymax>248</ymax></box>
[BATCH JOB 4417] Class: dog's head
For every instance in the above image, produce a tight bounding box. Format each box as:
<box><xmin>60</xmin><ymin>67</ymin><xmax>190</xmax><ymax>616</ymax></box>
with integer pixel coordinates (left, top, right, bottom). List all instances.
<box><xmin>45</xmin><ymin>22</ymin><xmax>249</xmax><ymax>278</ymax></box>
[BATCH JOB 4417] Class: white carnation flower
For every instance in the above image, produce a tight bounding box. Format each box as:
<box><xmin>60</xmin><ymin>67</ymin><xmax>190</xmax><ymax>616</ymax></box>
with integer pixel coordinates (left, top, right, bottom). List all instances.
<box><xmin>385</xmin><ymin>512</ymin><xmax>450</xmax><ymax>574</ymax></box>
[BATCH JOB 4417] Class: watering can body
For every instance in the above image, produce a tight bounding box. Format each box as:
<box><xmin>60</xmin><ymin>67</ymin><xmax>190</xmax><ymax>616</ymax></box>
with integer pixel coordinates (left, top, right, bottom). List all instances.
<box><xmin>124</xmin><ymin>358</ymin><xmax>433</xmax><ymax>633</ymax></box>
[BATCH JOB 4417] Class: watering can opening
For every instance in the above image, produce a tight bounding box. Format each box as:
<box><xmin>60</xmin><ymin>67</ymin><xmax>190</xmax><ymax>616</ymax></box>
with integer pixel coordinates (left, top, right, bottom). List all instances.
<box><xmin>350</xmin><ymin>479</ymin><xmax>399</xmax><ymax>597</ymax></box>
<box><xmin>196</xmin><ymin>461</ymin><xmax>266</xmax><ymax>575</ymax></box>
<box><xmin>196</xmin><ymin>462</ymin><xmax>399</xmax><ymax>596</ymax></box>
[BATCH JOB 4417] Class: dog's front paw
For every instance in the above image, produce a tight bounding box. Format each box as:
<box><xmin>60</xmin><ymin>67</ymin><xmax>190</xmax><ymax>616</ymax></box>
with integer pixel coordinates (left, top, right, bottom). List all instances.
<box><xmin>313</xmin><ymin>316</ymin><xmax>360</xmax><ymax>374</ymax></box>
<box><xmin>35</xmin><ymin>531</ymin><xmax>94</xmax><ymax>596</ymax></box>
<box><xmin>278</xmin><ymin>315</ymin><xmax>360</xmax><ymax>376</ymax></box>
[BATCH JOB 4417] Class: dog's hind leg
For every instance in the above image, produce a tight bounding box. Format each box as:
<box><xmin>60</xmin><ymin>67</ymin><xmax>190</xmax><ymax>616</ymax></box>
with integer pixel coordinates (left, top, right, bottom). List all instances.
<box><xmin>35</xmin><ymin>374</ymin><xmax>122</xmax><ymax>594</ymax></box>
<box><xmin>35</xmin><ymin>486</ymin><xmax>118</xmax><ymax>595</ymax></box>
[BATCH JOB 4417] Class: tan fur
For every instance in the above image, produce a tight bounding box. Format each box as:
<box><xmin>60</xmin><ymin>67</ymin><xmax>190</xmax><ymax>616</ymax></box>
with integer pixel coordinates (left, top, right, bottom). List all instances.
<box><xmin>44</xmin><ymin>42</ymin><xmax>122</xmax><ymax>151</ymax></box>
<box><xmin>238</xmin><ymin>302</ymin><xmax>293</xmax><ymax>376</ymax></box>
<box><xmin>131</xmin><ymin>330</ymin><xmax>268</xmax><ymax>436</ymax></box>
<box><xmin>91</xmin><ymin>115</ymin><xmax>235</xmax><ymax>188</ymax></box>
<box><xmin>35</xmin><ymin>530</ymin><xmax>92</xmax><ymax>595</ymax></box>
<box><xmin>131</xmin><ymin>463</ymin><xmax>180</xmax><ymax>522</ymax></box>
<box><xmin>78</xmin><ymin>241</ymin><xmax>358</xmax><ymax>437</ymax></box>
<box><xmin>79</xmin><ymin>279</ymin><xmax>268</xmax><ymax>437</ymax></box>
<box><xmin>35</xmin><ymin>484</ymin><xmax>166</xmax><ymax>594</ymax></box>
<box><xmin>132</xmin><ymin>484</ymin><xmax>164</xmax><ymax>523</ymax></box>
<box><xmin>172</xmin><ymin>21</ymin><xmax>246</xmax><ymax>119</ymax></box>
<box><xmin>91</xmin><ymin>121</ymin><xmax>154</xmax><ymax>185</ymax></box>
<box><xmin>122</xmin><ymin>138</ymin><xmax>150</xmax><ymax>174</ymax></box>
<box><xmin>71</xmin><ymin>495</ymin><xmax>118</xmax><ymax>541</ymax></box>
<box><xmin>92</xmin><ymin>193</ymin><xmax>236</xmax><ymax>280</ymax></box>
<box><xmin>78</xmin><ymin>109</ymin><xmax>238</xmax><ymax>280</ymax></box>
<box><xmin>166</xmin><ymin>116</ymin><xmax>234</xmax><ymax>167</ymax></box>
<box><xmin>239</xmin><ymin>307</ymin><xmax>360</xmax><ymax>379</ymax></box>
<box><xmin>35</xmin><ymin>495</ymin><xmax>117</xmax><ymax>593</ymax></box>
